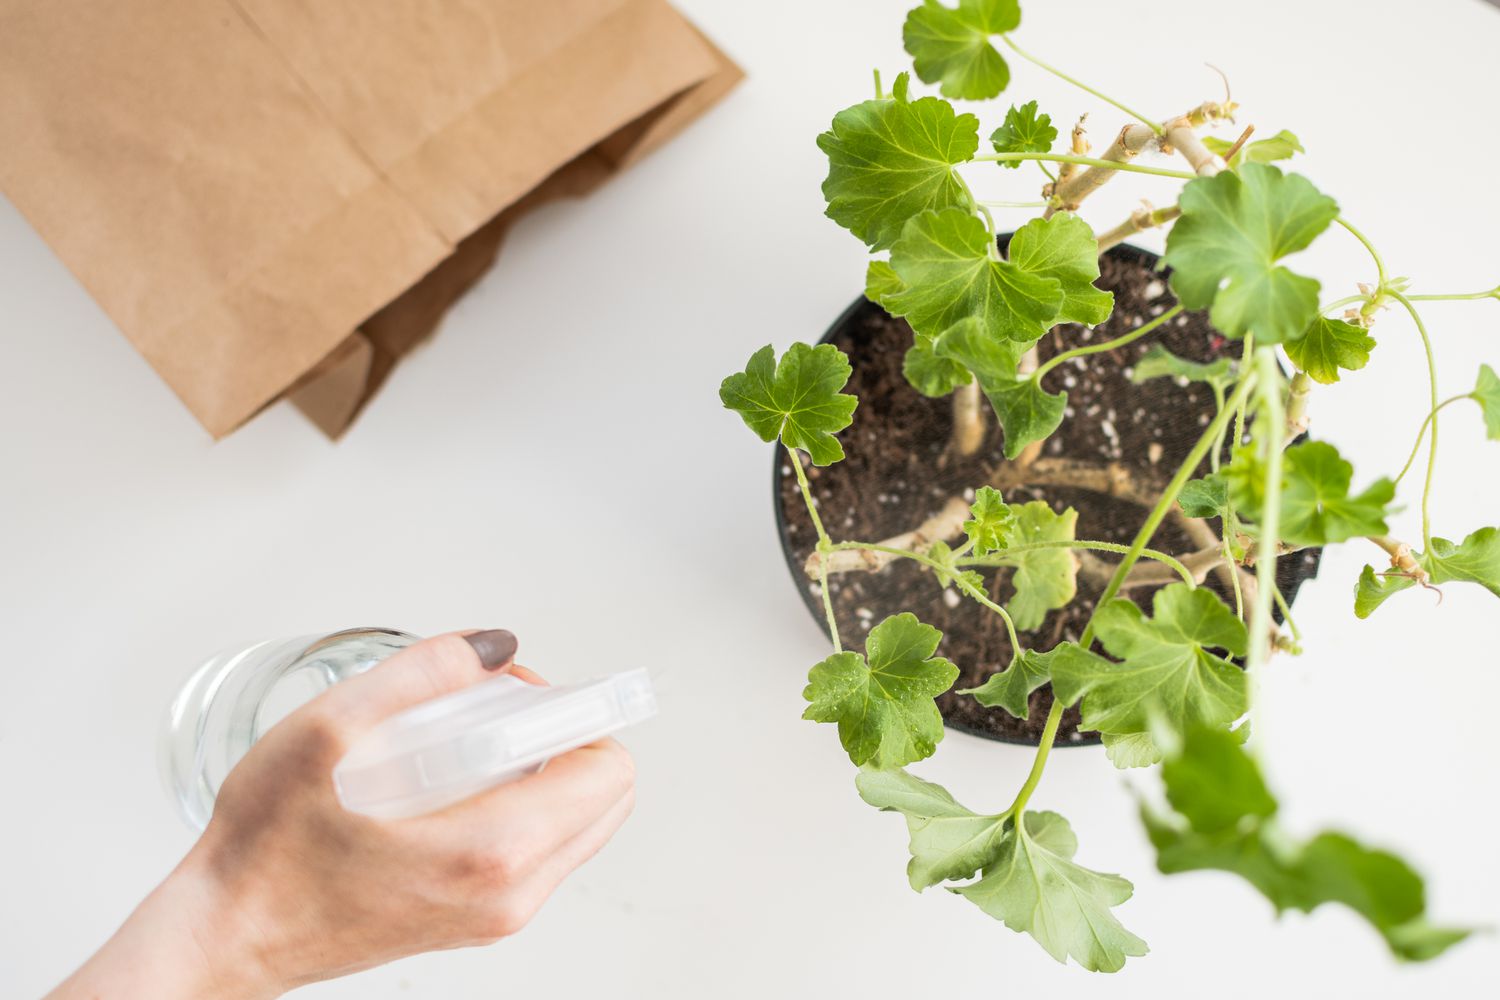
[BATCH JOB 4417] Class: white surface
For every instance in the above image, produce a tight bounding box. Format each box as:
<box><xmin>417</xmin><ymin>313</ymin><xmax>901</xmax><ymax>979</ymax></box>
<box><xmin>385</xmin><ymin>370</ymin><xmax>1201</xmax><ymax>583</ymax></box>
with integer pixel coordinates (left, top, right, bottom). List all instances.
<box><xmin>2</xmin><ymin>0</ymin><xmax>1498</xmax><ymax>995</ymax></box>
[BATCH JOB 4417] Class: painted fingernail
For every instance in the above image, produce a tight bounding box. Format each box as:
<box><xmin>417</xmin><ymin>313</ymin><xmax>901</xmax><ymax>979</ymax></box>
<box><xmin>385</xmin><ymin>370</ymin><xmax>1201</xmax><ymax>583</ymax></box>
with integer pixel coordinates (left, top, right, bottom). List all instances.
<box><xmin>464</xmin><ymin>629</ymin><xmax>518</xmax><ymax>670</ymax></box>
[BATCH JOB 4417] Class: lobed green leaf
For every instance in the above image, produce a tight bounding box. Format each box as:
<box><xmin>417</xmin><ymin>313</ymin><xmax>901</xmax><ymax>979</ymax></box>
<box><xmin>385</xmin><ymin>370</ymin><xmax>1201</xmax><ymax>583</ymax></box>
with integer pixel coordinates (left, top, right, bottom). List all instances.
<box><xmin>1177</xmin><ymin>474</ymin><xmax>1229</xmax><ymax>519</ymax></box>
<box><xmin>885</xmin><ymin>209</ymin><xmax>1063</xmax><ymax>342</ymax></box>
<box><xmin>990</xmin><ymin>100</ymin><xmax>1057</xmax><ymax>168</ymax></box>
<box><xmin>1050</xmin><ymin>585</ymin><xmax>1248</xmax><ymax>763</ymax></box>
<box><xmin>953</xmin><ymin>811</ymin><xmax>1149</xmax><ymax>972</ymax></box>
<box><xmin>1164</xmin><ymin>163</ymin><xmax>1339</xmax><ymax>345</ymax></box>
<box><xmin>903</xmin><ymin>332</ymin><xmax>973</xmax><ymax>397</ymax></box>
<box><xmin>902</xmin><ymin>0</ymin><xmax>1020</xmax><ymax>100</ymax></box>
<box><xmin>1228</xmin><ymin>440</ymin><xmax>1393</xmax><ymax>547</ymax></box>
<box><xmin>1145</xmin><ymin>728</ymin><xmax>1470</xmax><ymax>962</ymax></box>
<box><xmin>1284</xmin><ymin>316</ymin><xmax>1376</xmax><ymax>385</ymax></box>
<box><xmin>856</xmin><ymin>767</ymin><xmax>1006</xmax><ymax>889</ymax></box>
<box><xmin>719</xmin><ymin>343</ymin><xmax>858</xmax><ymax>465</ymax></box>
<box><xmin>960</xmin><ymin>647</ymin><xmax>1050</xmax><ymax>719</ymax></box>
<box><xmin>1353</xmin><ymin>564</ymin><xmax>1416</xmax><ymax>619</ymax></box>
<box><xmin>1007</xmin><ymin>212</ymin><xmax>1114</xmax><ymax>326</ymax></box>
<box><xmin>962</xmin><ymin>485</ymin><xmax>1015</xmax><ymax>555</ymax></box>
<box><xmin>1422</xmin><ymin>526</ymin><xmax>1500</xmax><ymax>598</ymax></box>
<box><xmin>803</xmin><ymin>613</ymin><xmax>959</xmax><ymax>767</ymax></box>
<box><xmin>990</xmin><ymin>501</ymin><xmax>1078</xmax><ymax>630</ymax></box>
<box><xmin>818</xmin><ymin>73</ymin><xmax>979</xmax><ymax>251</ymax></box>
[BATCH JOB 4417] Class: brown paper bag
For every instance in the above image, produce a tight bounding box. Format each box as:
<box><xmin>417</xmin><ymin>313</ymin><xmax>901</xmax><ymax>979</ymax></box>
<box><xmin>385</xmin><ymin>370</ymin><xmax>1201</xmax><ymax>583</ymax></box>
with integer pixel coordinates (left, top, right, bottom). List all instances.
<box><xmin>0</xmin><ymin>0</ymin><xmax>741</xmax><ymax>438</ymax></box>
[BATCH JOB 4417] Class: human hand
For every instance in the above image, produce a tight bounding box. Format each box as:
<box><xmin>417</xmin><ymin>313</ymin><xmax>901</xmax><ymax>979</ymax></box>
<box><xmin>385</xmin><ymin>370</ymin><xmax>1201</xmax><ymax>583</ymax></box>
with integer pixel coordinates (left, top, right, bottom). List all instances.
<box><xmin>47</xmin><ymin>631</ymin><xmax>637</xmax><ymax>999</ymax></box>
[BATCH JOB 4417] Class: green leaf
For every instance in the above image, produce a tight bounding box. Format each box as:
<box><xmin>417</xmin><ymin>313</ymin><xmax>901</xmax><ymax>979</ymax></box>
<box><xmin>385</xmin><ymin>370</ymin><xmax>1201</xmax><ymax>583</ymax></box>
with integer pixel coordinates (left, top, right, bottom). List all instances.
<box><xmin>902</xmin><ymin>0</ymin><xmax>1020</xmax><ymax>101</ymax></box>
<box><xmin>990</xmin><ymin>100</ymin><xmax>1057</xmax><ymax>168</ymax></box>
<box><xmin>1050</xmin><ymin>585</ymin><xmax>1248</xmax><ymax>746</ymax></box>
<box><xmin>818</xmin><ymin>73</ymin><xmax>979</xmax><ymax>251</ymax></box>
<box><xmin>1474</xmin><ymin>363</ymin><xmax>1500</xmax><ymax>440</ymax></box>
<box><xmin>1353</xmin><ymin>564</ymin><xmax>1416</xmax><ymax>619</ymax></box>
<box><xmin>1284</xmin><ymin>316</ymin><xmax>1376</xmax><ymax>385</ymax></box>
<box><xmin>1101</xmin><ymin>731</ymin><xmax>1163</xmax><ymax>768</ymax></box>
<box><xmin>885</xmin><ymin>208</ymin><xmax>1064</xmax><ymax>342</ymax></box>
<box><xmin>1177</xmin><ymin>474</ymin><xmax>1229</xmax><ymax>519</ymax></box>
<box><xmin>930</xmin><ymin>315</ymin><xmax>1029</xmax><ymax>382</ymax></box>
<box><xmin>954</xmin><ymin>811</ymin><xmax>1148</xmax><ymax>972</ymax></box>
<box><xmin>903</xmin><ymin>333</ymin><xmax>972</xmax><ymax>397</ymax></box>
<box><xmin>1164</xmin><ymin>163</ymin><xmax>1339</xmax><ymax>344</ymax></box>
<box><xmin>1131</xmin><ymin>344</ymin><xmax>1236</xmax><ymax>390</ymax></box>
<box><xmin>1227</xmin><ymin>440</ymin><xmax>1393</xmax><ymax>547</ymax></box>
<box><xmin>981</xmin><ymin>376</ymin><xmax>1067</xmax><ymax>461</ymax></box>
<box><xmin>856</xmin><ymin>767</ymin><xmax>1006</xmax><ymax>890</ymax></box>
<box><xmin>1277</xmin><ymin>441</ymin><xmax>1394</xmax><ymax>547</ymax></box>
<box><xmin>1145</xmin><ymin>728</ymin><xmax>1470</xmax><ymax>962</ymax></box>
<box><xmin>1008</xmin><ymin>212</ymin><xmax>1115</xmax><ymax>326</ymax></box>
<box><xmin>994</xmin><ymin>501</ymin><xmax>1078</xmax><ymax>630</ymax></box>
<box><xmin>865</xmin><ymin>260</ymin><xmax>905</xmax><ymax>306</ymax></box>
<box><xmin>1423</xmin><ymin>526</ymin><xmax>1500</xmax><ymax>598</ymax></box>
<box><xmin>962</xmin><ymin>485</ymin><xmax>1015</xmax><ymax>555</ymax></box>
<box><xmin>803</xmin><ymin>613</ymin><xmax>959</xmax><ymax>767</ymax></box>
<box><xmin>719</xmin><ymin>343</ymin><xmax>858</xmax><ymax>466</ymax></box>
<box><xmin>960</xmin><ymin>648</ymin><xmax>1050</xmax><ymax>719</ymax></box>
<box><xmin>1162</xmin><ymin>724</ymin><xmax>1276</xmax><ymax>831</ymax></box>
<box><xmin>1202</xmin><ymin>129</ymin><xmax>1304</xmax><ymax>169</ymax></box>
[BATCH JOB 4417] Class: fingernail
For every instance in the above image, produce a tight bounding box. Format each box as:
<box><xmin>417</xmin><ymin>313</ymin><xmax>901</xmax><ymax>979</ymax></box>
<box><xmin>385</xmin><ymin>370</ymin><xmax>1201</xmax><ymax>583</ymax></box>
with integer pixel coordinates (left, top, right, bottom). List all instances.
<box><xmin>464</xmin><ymin>629</ymin><xmax>518</xmax><ymax>670</ymax></box>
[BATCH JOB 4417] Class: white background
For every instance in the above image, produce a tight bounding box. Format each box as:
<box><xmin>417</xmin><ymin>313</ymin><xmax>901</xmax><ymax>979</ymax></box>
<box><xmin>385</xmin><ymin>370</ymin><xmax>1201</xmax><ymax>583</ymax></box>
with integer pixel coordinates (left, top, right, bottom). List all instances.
<box><xmin>3</xmin><ymin>0</ymin><xmax>1498</xmax><ymax>995</ymax></box>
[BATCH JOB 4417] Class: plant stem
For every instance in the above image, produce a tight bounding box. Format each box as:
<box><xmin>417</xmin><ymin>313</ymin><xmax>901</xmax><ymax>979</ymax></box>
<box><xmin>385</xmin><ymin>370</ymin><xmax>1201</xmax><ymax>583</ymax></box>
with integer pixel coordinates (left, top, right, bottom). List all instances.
<box><xmin>1096</xmin><ymin>204</ymin><xmax>1181</xmax><ymax>253</ymax></box>
<box><xmin>959</xmin><ymin>539</ymin><xmax>1196</xmax><ymax>587</ymax></box>
<box><xmin>1394</xmin><ymin>394</ymin><xmax>1469</xmax><ymax>485</ymax></box>
<box><xmin>1319</xmin><ymin>293</ymin><xmax>1366</xmax><ymax>316</ymax></box>
<box><xmin>1032</xmin><ymin>304</ymin><xmax>1185</xmax><ymax>382</ymax></box>
<box><xmin>873</xmin><ymin>68</ymin><xmax>883</xmax><ymax>100</ymax></box>
<box><xmin>1231</xmin><ymin>335</ymin><xmax>1254</xmax><ymax>452</ymax></box>
<box><xmin>1388</xmin><ymin>292</ymin><xmax>1440</xmax><ymax>550</ymax></box>
<box><xmin>1405</xmin><ymin>287</ymin><xmax>1500</xmax><ymax>302</ymax></box>
<box><xmin>971</xmin><ymin>152</ymin><xmax>1195</xmax><ymax>179</ymax></box>
<box><xmin>789</xmin><ymin>445</ymin><xmax>841</xmax><ymax>653</ymax></box>
<box><xmin>954</xmin><ymin>171</ymin><xmax>999</xmax><ymax>257</ymax></box>
<box><xmin>999</xmin><ymin>35</ymin><xmax>1163</xmax><ymax>134</ymax></box>
<box><xmin>1004</xmin><ymin>697</ymin><xmax>1065</xmax><ymax>820</ymax></box>
<box><xmin>1246</xmin><ymin>349</ymin><xmax>1286</xmax><ymax>741</ymax></box>
<box><xmin>956</xmin><ymin>579</ymin><xmax>1022</xmax><ymax>652</ymax></box>
<box><xmin>1005</xmin><ymin>372</ymin><xmax>1259</xmax><ymax>817</ymax></box>
<box><xmin>1335</xmin><ymin>217</ymin><xmax>1387</xmax><ymax>288</ymax></box>
<box><xmin>1209</xmin><ymin>382</ymin><xmax>1228</xmax><ymax>472</ymax></box>
<box><xmin>1269</xmin><ymin>582</ymin><xmax>1301</xmax><ymax>643</ymax></box>
<box><xmin>978</xmin><ymin>199</ymin><xmax>1049</xmax><ymax>209</ymax></box>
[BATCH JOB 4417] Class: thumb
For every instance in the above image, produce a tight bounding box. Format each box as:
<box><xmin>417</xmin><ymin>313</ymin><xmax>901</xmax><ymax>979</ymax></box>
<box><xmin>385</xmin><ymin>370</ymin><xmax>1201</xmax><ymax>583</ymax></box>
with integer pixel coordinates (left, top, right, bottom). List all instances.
<box><xmin>313</xmin><ymin>629</ymin><xmax>520</xmax><ymax>733</ymax></box>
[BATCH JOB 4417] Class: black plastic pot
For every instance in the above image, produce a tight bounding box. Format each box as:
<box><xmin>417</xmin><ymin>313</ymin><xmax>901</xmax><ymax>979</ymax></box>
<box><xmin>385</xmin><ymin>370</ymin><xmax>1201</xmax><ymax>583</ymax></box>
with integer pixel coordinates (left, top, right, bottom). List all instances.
<box><xmin>773</xmin><ymin>238</ymin><xmax>1322</xmax><ymax>746</ymax></box>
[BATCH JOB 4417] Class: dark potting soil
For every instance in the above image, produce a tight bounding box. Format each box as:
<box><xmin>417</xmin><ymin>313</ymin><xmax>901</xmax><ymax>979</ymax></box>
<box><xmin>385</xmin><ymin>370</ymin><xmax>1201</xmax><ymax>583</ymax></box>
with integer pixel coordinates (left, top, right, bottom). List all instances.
<box><xmin>776</xmin><ymin>249</ymin><xmax>1321</xmax><ymax>745</ymax></box>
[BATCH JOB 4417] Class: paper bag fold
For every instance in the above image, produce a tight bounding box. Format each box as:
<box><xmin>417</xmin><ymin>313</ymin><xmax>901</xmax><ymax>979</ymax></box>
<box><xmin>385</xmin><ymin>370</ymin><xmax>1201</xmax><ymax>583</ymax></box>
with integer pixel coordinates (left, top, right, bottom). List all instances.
<box><xmin>0</xmin><ymin>0</ymin><xmax>741</xmax><ymax>438</ymax></box>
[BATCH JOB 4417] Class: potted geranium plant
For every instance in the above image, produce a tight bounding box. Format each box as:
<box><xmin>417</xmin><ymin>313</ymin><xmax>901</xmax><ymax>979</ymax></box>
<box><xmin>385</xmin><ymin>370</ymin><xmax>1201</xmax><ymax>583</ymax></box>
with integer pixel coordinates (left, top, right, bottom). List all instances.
<box><xmin>721</xmin><ymin>0</ymin><xmax>1496</xmax><ymax>972</ymax></box>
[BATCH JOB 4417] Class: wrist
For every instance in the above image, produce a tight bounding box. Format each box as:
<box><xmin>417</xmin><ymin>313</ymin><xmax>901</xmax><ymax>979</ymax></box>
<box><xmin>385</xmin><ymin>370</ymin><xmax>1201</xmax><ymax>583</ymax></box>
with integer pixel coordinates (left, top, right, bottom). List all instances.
<box><xmin>47</xmin><ymin>851</ymin><xmax>283</xmax><ymax>1000</ymax></box>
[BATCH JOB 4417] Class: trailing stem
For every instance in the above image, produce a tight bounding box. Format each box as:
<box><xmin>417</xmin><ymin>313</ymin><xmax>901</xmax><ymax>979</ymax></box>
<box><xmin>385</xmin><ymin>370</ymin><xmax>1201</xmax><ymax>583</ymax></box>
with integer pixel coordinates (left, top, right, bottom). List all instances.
<box><xmin>1245</xmin><ymin>349</ymin><xmax>1287</xmax><ymax>742</ymax></box>
<box><xmin>999</xmin><ymin>34</ymin><xmax>1163</xmax><ymax>135</ymax></box>
<box><xmin>789</xmin><ymin>446</ymin><xmax>841</xmax><ymax>653</ymax></box>
<box><xmin>1388</xmin><ymin>292</ymin><xmax>1440</xmax><ymax>550</ymax></box>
